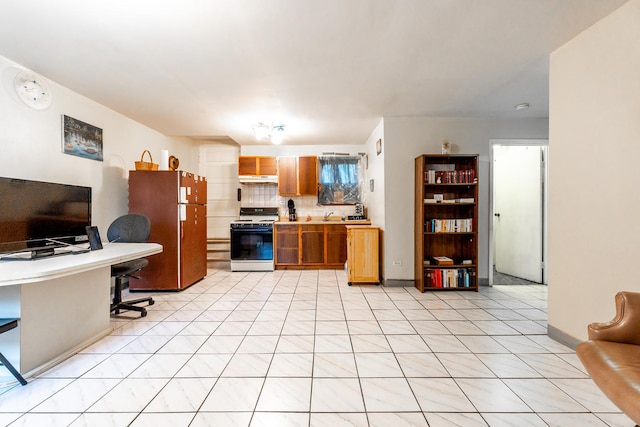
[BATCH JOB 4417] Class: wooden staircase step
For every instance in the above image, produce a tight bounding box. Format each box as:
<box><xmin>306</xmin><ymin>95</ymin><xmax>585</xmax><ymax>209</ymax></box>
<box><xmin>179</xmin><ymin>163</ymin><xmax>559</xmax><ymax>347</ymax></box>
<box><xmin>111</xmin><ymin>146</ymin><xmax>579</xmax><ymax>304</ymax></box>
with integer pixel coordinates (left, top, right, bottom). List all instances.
<box><xmin>207</xmin><ymin>237</ymin><xmax>230</xmax><ymax>262</ymax></box>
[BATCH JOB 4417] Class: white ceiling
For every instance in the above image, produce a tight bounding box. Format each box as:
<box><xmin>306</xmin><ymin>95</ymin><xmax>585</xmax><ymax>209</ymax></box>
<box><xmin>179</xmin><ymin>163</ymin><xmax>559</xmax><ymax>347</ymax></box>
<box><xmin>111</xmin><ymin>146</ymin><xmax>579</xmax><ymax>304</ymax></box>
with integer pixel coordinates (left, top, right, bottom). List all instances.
<box><xmin>0</xmin><ymin>0</ymin><xmax>628</xmax><ymax>146</ymax></box>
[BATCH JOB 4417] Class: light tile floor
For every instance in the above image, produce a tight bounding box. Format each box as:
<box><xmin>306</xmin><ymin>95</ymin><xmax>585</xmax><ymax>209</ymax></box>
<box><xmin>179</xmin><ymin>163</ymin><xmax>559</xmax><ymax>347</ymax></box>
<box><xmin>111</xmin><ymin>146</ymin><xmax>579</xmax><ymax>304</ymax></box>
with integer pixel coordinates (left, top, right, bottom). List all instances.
<box><xmin>0</xmin><ymin>268</ymin><xmax>629</xmax><ymax>427</ymax></box>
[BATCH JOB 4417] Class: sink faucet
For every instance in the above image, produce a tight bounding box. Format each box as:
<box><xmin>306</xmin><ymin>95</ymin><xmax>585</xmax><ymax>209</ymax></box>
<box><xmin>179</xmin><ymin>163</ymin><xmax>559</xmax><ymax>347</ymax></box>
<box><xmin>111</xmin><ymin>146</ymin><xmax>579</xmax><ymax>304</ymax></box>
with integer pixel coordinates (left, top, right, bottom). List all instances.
<box><xmin>323</xmin><ymin>211</ymin><xmax>334</xmax><ymax>221</ymax></box>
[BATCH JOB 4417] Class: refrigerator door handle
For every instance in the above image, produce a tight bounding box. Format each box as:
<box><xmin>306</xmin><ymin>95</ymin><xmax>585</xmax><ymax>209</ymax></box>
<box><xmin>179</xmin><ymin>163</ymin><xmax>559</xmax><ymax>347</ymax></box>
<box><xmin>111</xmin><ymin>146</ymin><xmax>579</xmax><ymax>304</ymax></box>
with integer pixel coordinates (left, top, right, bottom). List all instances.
<box><xmin>180</xmin><ymin>187</ymin><xmax>188</xmax><ymax>203</ymax></box>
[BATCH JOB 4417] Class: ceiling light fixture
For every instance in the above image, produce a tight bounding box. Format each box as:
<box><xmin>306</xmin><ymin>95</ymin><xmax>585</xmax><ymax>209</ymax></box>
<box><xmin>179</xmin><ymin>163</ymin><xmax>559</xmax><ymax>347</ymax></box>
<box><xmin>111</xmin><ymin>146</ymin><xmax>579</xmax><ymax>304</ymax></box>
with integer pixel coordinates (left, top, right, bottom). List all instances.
<box><xmin>253</xmin><ymin>122</ymin><xmax>285</xmax><ymax>145</ymax></box>
<box><xmin>515</xmin><ymin>103</ymin><xmax>530</xmax><ymax>111</ymax></box>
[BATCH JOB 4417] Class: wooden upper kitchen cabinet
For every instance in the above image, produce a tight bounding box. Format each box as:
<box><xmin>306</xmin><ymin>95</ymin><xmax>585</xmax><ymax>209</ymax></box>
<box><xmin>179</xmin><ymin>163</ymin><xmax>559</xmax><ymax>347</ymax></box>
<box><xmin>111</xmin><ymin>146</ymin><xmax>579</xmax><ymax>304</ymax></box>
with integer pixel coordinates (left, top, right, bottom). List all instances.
<box><xmin>298</xmin><ymin>156</ymin><xmax>318</xmax><ymax>195</ymax></box>
<box><xmin>238</xmin><ymin>156</ymin><xmax>277</xmax><ymax>176</ymax></box>
<box><xmin>278</xmin><ymin>156</ymin><xmax>318</xmax><ymax>196</ymax></box>
<box><xmin>277</xmin><ymin>157</ymin><xmax>298</xmax><ymax>195</ymax></box>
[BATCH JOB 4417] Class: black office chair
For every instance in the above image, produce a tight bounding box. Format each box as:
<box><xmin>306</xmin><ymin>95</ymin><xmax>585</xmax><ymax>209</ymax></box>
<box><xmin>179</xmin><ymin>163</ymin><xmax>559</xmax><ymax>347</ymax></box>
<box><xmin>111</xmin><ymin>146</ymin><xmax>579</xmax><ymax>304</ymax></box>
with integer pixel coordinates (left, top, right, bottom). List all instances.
<box><xmin>107</xmin><ymin>213</ymin><xmax>154</xmax><ymax>317</ymax></box>
<box><xmin>0</xmin><ymin>318</ymin><xmax>27</xmax><ymax>385</ymax></box>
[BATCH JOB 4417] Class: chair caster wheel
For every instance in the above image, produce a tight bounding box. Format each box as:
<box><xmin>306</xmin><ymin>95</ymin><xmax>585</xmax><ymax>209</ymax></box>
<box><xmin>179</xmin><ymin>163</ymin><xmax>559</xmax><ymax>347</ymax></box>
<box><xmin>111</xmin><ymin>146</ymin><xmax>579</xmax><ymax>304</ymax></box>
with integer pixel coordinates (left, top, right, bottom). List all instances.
<box><xmin>140</xmin><ymin>309</ymin><xmax>147</xmax><ymax>317</ymax></box>
<box><xmin>149</xmin><ymin>300</ymin><xmax>155</xmax><ymax>306</ymax></box>
<box><xmin>348</xmin><ymin>282</ymin><xmax>352</xmax><ymax>286</ymax></box>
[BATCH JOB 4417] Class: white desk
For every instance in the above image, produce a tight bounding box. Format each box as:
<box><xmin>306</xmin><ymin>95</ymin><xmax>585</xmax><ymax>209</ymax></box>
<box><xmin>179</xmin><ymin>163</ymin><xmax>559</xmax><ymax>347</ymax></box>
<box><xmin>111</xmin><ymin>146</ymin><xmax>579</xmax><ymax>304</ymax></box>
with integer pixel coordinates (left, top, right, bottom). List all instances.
<box><xmin>0</xmin><ymin>243</ymin><xmax>162</xmax><ymax>383</ymax></box>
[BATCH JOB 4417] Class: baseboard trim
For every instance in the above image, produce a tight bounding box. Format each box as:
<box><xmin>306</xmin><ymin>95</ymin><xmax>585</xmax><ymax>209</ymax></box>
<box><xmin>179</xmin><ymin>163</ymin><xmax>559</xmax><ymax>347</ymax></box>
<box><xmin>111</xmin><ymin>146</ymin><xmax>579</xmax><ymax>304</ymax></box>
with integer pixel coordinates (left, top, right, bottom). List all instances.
<box><xmin>382</xmin><ymin>279</ymin><xmax>414</xmax><ymax>287</ymax></box>
<box><xmin>547</xmin><ymin>324</ymin><xmax>582</xmax><ymax>350</ymax></box>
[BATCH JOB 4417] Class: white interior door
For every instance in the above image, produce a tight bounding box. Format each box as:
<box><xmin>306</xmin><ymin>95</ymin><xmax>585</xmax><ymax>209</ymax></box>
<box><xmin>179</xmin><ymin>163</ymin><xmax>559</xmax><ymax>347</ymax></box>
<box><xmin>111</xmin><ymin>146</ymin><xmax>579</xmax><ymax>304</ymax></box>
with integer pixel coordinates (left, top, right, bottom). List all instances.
<box><xmin>493</xmin><ymin>145</ymin><xmax>543</xmax><ymax>283</ymax></box>
<box><xmin>199</xmin><ymin>144</ymin><xmax>240</xmax><ymax>240</ymax></box>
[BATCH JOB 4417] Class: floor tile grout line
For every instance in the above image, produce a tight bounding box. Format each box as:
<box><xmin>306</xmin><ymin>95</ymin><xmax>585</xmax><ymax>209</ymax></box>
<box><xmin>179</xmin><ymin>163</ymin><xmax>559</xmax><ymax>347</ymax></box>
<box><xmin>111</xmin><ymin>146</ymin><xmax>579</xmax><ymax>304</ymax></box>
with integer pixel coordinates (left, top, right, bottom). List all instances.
<box><xmin>2</xmin><ymin>271</ymin><xmax>626</xmax><ymax>426</ymax></box>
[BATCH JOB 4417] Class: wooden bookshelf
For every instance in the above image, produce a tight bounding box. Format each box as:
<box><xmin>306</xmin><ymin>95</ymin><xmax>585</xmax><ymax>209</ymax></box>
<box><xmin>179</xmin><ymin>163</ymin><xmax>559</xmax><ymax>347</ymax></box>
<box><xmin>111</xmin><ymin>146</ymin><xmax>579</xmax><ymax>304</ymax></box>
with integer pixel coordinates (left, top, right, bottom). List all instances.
<box><xmin>415</xmin><ymin>154</ymin><xmax>479</xmax><ymax>292</ymax></box>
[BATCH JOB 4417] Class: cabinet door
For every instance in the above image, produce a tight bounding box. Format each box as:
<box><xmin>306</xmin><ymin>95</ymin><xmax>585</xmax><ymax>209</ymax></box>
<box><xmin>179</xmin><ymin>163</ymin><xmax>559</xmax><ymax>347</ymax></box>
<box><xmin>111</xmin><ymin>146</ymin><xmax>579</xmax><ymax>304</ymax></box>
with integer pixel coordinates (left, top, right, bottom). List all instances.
<box><xmin>326</xmin><ymin>224</ymin><xmax>347</xmax><ymax>265</ymax></box>
<box><xmin>301</xmin><ymin>224</ymin><xmax>324</xmax><ymax>264</ymax></box>
<box><xmin>239</xmin><ymin>156</ymin><xmax>277</xmax><ymax>176</ymax></box>
<box><xmin>298</xmin><ymin>156</ymin><xmax>318</xmax><ymax>195</ymax></box>
<box><xmin>278</xmin><ymin>157</ymin><xmax>298</xmax><ymax>195</ymax></box>
<box><xmin>348</xmin><ymin>227</ymin><xmax>379</xmax><ymax>283</ymax></box>
<box><xmin>275</xmin><ymin>224</ymin><xmax>299</xmax><ymax>265</ymax></box>
<box><xmin>238</xmin><ymin>156</ymin><xmax>259</xmax><ymax>175</ymax></box>
<box><xmin>258</xmin><ymin>157</ymin><xmax>277</xmax><ymax>175</ymax></box>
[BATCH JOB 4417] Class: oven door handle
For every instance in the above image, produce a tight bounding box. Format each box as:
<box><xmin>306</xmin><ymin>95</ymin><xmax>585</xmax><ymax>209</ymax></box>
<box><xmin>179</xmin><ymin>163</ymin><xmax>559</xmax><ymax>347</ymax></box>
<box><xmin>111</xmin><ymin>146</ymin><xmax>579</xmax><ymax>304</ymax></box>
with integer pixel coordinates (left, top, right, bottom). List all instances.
<box><xmin>231</xmin><ymin>227</ymin><xmax>273</xmax><ymax>233</ymax></box>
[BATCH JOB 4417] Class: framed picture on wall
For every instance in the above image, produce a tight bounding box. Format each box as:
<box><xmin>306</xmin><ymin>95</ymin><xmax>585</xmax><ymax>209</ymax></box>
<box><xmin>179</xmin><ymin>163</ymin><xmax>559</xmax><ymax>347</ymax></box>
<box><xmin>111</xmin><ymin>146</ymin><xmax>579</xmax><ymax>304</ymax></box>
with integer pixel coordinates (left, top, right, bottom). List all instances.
<box><xmin>62</xmin><ymin>115</ymin><xmax>103</xmax><ymax>161</ymax></box>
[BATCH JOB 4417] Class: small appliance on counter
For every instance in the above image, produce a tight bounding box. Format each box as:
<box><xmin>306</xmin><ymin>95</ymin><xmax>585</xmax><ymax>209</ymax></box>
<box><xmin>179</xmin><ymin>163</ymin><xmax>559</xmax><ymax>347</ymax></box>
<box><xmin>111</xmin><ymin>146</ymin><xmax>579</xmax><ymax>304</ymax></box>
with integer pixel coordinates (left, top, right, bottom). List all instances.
<box><xmin>287</xmin><ymin>199</ymin><xmax>297</xmax><ymax>221</ymax></box>
<box><xmin>348</xmin><ymin>203</ymin><xmax>366</xmax><ymax>220</ymax></box>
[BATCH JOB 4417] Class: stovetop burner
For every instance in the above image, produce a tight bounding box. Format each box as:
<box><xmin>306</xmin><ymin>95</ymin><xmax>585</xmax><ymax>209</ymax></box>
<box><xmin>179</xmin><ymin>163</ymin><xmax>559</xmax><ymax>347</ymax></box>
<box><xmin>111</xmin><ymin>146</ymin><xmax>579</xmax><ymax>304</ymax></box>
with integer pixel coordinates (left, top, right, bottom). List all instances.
<box><xmin>231</xmin><ymin>207</ymin><xmax>279</xmax><ymax>228</ymax></box>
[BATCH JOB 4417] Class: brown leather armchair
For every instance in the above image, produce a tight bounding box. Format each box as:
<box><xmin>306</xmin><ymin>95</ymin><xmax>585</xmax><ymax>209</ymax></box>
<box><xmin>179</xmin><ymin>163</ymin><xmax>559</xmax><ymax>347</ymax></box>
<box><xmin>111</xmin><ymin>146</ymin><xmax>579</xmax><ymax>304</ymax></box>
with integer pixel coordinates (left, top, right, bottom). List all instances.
<box><xmin>576</xmin><ymin>291</ymin><xmax>640</xmax><ymax>426</ymax></box>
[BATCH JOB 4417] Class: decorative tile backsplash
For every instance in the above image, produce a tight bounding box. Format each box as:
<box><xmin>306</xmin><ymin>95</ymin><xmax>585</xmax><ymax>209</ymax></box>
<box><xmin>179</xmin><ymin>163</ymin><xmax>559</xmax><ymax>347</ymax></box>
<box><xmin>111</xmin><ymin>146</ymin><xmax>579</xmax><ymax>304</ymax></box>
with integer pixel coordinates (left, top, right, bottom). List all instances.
<box><xmin>240</xmin><ymin>184</ymin><xmax>279</xmax><ymax>207</ymax></box>
<box><xmin>241</xmin><ymin>184</ymin><xmax>358</xmax><ymax>219</ymax></box>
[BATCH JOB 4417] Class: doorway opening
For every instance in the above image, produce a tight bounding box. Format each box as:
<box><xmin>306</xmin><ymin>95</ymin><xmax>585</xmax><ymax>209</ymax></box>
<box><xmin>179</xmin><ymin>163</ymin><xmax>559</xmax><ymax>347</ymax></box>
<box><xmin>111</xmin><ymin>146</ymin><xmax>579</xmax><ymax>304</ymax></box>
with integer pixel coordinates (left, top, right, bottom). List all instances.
<box><xmin>489</xmin><ymin>140</ymin><xmax>548</xmax><ymax>286</ymax></box>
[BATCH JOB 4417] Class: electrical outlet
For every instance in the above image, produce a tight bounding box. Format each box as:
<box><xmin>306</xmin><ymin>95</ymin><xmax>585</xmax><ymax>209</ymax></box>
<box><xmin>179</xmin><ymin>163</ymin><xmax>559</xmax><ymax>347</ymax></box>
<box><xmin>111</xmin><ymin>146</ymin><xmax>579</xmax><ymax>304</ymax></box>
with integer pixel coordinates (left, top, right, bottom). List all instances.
<box><xmin>392</xmin><ymin>260</ymin><xmax>402</xmax><ymax>266</ymax></box>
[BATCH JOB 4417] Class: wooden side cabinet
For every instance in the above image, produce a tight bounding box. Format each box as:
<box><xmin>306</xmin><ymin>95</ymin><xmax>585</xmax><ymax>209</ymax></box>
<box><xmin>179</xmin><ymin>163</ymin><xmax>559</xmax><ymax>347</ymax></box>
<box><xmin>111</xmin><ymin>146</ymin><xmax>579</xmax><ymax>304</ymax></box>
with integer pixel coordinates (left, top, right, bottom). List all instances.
<box><xmin>346</xmin><ymin>226</ymin><xmax>380</xmax><ymax>285</ymax></box>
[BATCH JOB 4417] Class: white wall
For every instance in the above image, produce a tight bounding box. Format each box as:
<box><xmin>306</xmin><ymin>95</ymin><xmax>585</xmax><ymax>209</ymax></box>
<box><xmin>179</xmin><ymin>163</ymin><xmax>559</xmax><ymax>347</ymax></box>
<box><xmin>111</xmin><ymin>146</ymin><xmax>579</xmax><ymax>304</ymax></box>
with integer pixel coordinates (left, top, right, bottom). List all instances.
<box><xmin>0</xmin><ymin>56</ymin><xmax>197</xmax><ymax>233</ymax></box>
<box><xmin>548</xmin><ymin>0</ymin><xmax>640</xmax><ymax>342</ymax></box>
<box><xmin>382</xmin><ymin>117</ymin><xmax>549</xmax><ymax>282</ymax></box>
<box><xmin>364</xmin><ymin>119</ymin><xmax>385</xmax><ymax>231</ymax></box>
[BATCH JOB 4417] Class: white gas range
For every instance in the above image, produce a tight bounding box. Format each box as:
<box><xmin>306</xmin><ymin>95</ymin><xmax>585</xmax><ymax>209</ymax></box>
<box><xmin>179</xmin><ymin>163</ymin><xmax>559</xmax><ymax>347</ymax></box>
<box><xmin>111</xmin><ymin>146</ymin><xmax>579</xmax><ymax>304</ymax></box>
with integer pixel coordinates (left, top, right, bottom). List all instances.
<box><xmin>230</xmin><ymin>207</ymin><xmax>279</xmax><ymax>272</ymax></box>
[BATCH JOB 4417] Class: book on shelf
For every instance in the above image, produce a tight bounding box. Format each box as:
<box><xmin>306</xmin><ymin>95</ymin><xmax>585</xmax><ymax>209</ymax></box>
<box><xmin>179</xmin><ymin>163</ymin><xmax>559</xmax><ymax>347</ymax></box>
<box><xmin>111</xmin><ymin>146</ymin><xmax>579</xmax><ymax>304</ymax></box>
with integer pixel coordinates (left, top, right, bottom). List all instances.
<box><xmin>424</xmin><ymin>218</ymin><xmax>473</xmax><ymax>233</ymax></box>
<box><xmin>425</xmin><ymin>197</ymin><xmax>471</xmax><ymax>204</ymax></box>
<box><xmin>432</xmin><ymin>256</ymin><xmax>453</xmax><ymax>265</ymax></box>
<box><xmin>425</xmin><ymin>268</ymin><xmax>474</xmax><ymax>288</ymax></box>
<box><xmin>424</xmin><ymin>168</ymin><xmax>476</xmax><ymax>184</ymax></box>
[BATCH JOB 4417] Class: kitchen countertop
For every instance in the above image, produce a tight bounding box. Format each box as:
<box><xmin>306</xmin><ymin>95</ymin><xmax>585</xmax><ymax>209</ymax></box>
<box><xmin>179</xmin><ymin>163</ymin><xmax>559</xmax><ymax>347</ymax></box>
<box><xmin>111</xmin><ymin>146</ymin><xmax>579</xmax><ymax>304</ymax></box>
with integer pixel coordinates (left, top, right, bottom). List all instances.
<box><xmin>275</xmin><ymin>218</ymin><xmax>371</xmax><ymax>225</ymax></box>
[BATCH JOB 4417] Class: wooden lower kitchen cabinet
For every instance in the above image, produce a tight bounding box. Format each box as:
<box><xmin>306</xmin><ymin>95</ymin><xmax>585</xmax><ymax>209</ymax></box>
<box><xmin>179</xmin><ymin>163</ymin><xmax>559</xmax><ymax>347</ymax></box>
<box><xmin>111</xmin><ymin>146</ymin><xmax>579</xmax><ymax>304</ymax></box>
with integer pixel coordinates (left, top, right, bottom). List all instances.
<box><xmin>275</xmin><ymin>222</ymin><xmax>352</xmax><ymax>269</ymax></box>
<box><xmin>346</xmin><ymin>226</ymin><xmax>380</xmax><ymax>285</ymax></box>
<box><xmin>325</xmin><ymin>224</ymin><xmax>348</xmax><ymax>265</ymax></box>
<box><xmin>274</xmin><ymin>224</ymin><xmax>299</xmax><ymax>266</ymax></box>
<box><xmin>301</xmin><ymin>225</ymin><xmax>324</xmax><ymax>264</ymax></box>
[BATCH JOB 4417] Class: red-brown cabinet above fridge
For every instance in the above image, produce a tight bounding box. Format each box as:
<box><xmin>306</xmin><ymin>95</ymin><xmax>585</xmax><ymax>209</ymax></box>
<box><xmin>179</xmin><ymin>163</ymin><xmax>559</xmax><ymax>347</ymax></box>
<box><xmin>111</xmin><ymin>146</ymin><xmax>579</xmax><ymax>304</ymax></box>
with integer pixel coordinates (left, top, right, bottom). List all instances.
<box><xmin>128</xmin><ymin>170</ymin><xmax>207</xmax><ymax>291</ymax></box>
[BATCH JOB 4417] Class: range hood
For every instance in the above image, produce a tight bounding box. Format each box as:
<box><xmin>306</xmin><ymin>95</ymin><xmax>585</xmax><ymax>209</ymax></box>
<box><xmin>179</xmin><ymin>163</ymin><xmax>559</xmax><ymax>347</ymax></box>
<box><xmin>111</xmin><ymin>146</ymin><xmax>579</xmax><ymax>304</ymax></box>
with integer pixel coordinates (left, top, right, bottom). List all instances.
<box><xmin>239</xmin><ymin>175</ymin><xmax>278</xmax><ymax>184</ymax></box>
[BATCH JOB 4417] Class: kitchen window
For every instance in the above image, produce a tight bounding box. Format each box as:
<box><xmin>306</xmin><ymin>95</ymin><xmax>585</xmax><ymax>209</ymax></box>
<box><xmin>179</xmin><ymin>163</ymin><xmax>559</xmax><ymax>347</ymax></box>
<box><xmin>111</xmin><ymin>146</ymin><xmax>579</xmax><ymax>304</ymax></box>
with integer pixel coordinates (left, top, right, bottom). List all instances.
<box><xmin>318</xmin><ymin>156</ymin><xmax>362</xmax><ymax>205</ymax></box>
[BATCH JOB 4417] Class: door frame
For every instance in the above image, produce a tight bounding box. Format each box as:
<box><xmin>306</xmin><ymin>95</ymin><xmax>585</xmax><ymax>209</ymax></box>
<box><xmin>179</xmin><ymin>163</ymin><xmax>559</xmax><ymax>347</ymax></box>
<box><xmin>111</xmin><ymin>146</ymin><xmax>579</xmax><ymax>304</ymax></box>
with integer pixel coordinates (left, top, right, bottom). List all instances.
<box><xmin>489</xmin><ymin>139</ymin><xmax>549</xmax><ymax>286</ymax></box>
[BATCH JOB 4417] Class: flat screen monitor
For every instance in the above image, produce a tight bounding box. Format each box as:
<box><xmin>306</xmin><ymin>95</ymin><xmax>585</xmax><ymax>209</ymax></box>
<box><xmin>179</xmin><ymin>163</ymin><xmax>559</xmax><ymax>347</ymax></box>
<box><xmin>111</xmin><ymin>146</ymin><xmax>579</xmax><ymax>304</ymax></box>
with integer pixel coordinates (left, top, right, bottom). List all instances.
<box><xmin>0</xmin><ymin>177</ymin><xmax>92</xmax><ymax>257</ymax></box>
